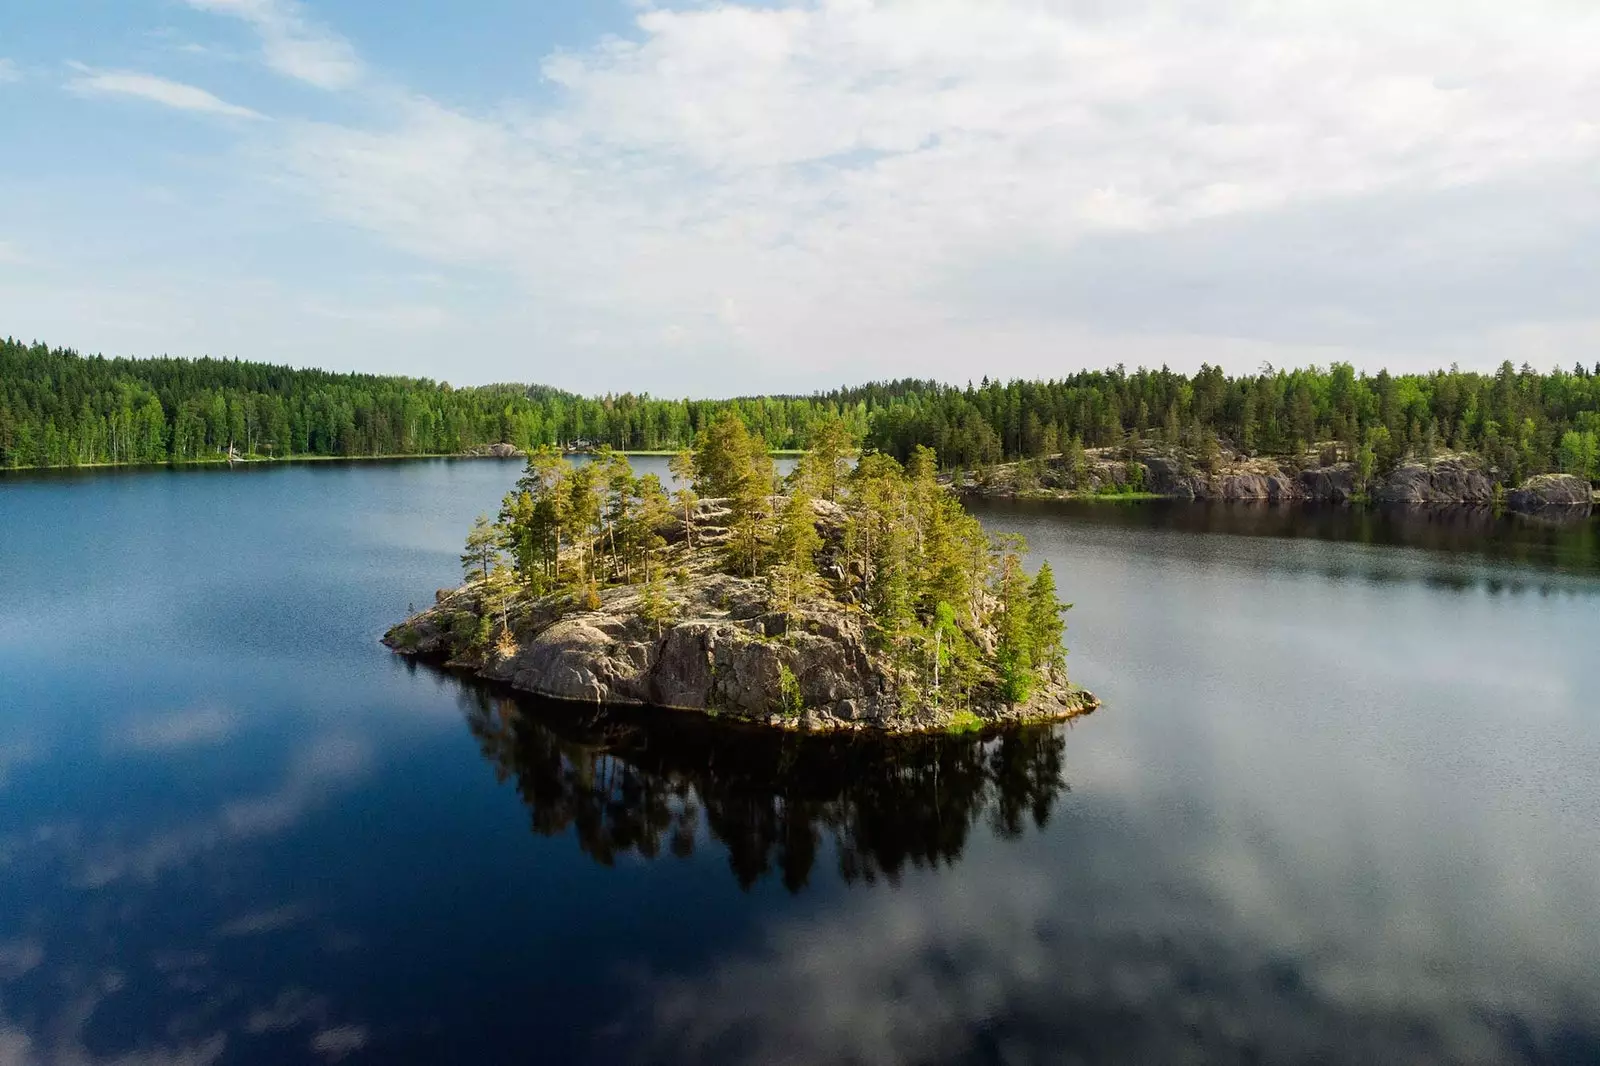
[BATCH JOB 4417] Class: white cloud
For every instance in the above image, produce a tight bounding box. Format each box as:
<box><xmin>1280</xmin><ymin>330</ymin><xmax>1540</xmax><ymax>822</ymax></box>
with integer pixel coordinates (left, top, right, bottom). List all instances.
<box><xmin>0</xmin><ymin>58</ymin><xmax>21</xmax><ymax>84</ymax></box>
<box><xmin>17</xmin><ymin>1</ymin><xmax>1600</xmax><ymax>387</ymax></box>
<box><xmin>185</xmin><ymin>0</ymin><xmax>363</xmax><ymax>90</ymax></box>
<box><xmin>66</xmin><ymin>64</ymin><xmax>263</xmax><ymax>119</ymax></box>
<box><xmin>308</xmin><ymin>302</ymin><xmax>450</xmax><ymax>330</ymax></box>
<box><xmin>257</xmin><ymin>0</ymin><xmax>1600</xmax><ymax>386</ymax></box>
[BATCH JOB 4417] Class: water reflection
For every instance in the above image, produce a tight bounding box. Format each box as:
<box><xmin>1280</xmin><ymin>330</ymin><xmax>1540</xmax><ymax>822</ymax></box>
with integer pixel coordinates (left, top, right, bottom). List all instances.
<box><xmin>977</xmin><ymin>499</ymin><xmax>1600</xmax><ymax>576</ymax></box>
<box><xmin>460</xmin><ymin>686</ymin><xmax>1074</xmax><ymax>892</ymax></box>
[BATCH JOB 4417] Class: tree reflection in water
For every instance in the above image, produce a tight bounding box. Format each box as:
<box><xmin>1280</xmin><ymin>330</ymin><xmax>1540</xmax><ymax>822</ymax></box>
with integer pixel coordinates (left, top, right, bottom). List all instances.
<box><xmin>460</xmin><ymin>687</ymin><xmax>1072</xmax><ymax>893</ymax></box>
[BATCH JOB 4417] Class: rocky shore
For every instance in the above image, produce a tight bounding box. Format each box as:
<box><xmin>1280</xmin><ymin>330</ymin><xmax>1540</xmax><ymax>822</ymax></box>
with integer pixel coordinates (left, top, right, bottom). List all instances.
<box><xmin>385</xmin><ymin>501</ymin><xmax>1098</xmax><ymax>735</ymax></box>
<box><xmin>961</xmin><ymin>446</ymin><xmax>1594</xmax><ymax>514</ymax></box>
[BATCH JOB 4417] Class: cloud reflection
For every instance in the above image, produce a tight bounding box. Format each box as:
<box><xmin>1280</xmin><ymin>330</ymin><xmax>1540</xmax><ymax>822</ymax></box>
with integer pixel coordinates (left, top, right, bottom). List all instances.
<box><xmin>105</xmin><ymin>708</ymin><xmax>239</xmax><ymax>755</ymax></box>
<box><xmin>624</xmin><ymin>823</ymin><xmax>1599</xmax><ymax>1066</ymax></box>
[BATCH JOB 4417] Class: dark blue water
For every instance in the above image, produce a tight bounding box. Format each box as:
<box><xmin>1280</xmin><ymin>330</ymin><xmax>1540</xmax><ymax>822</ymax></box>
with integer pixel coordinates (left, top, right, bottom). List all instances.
<box><xmin>1</xmin><ymin>460</ymin><xmax>1597</xmax><ymax>1065</ymax></box>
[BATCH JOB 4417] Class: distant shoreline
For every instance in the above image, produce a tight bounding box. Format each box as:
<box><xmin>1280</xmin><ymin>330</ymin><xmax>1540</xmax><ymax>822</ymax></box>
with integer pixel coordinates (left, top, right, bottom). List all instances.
<box><xmin>0</xmin><ymin>449</ymin><xmax>809</xmax><ymax>476</ymax></box>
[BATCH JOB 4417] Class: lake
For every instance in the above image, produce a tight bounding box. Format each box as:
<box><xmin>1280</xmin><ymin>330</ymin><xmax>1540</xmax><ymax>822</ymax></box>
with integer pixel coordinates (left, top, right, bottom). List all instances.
<box><xmin>1</xmin><ymin>459</ymin><xmax>1597</xmax><ymax>1065</ymax></box>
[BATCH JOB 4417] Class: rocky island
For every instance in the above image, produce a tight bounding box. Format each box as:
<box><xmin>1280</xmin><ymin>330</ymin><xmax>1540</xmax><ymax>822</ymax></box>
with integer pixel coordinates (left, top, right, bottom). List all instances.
<box><xmin>386</xmin><ymin>415</ymin><xmax>1096</xmax><ymax>734</ymax></box>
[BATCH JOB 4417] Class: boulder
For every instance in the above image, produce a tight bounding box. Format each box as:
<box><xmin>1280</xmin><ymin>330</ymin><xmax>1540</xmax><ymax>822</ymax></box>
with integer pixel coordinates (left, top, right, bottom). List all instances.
<box><xmin>1297</xmin><ymin>464</ymin><xmax>1356</xmax><ymax>503</ymax></box>
<box><xmin>1372</xmin><ymin>459</ymin><xmax>1493</xmax><ymax>505</ymax></box>
<box><xmin>1507</xmin><ymin>474</ymin><xmax>1594</xmax><ymax>513</ymax></box>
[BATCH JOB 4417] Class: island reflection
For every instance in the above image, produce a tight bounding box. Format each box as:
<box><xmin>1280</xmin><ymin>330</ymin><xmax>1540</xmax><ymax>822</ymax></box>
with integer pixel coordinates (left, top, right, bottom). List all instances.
<box><xmin>458</xmin><ymin>686</ymin><xmax>1073</xmax><ymax>892</ymax></box>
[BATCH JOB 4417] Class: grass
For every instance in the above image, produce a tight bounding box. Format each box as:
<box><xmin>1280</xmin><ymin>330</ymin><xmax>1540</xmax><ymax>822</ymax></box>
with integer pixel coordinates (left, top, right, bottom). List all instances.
<box><xmin>945</xmin><ymin>710</ymin><xmax>984</xmax><ymax>734</ymax></box>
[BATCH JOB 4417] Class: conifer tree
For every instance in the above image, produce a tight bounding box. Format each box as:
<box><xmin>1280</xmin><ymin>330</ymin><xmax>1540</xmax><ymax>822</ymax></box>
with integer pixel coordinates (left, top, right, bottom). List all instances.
<box><xmin>461</xmin><ymin>513</ymin><xmax>504</xmax><ymax>581</ymax></box>
<box><xmin>692</xmin><ymin>411</ymin><xmax>757</xmax><ymax>499</ymax></box>
<box><xmin>668</xmin><ymin>449</ymin><xmax>699</xmax><ymax>547</ymax></box>
<box><xmin>768</xmin><ymin>484</ymin><xmax>825</xmax><ymax>615</ymax></box>
<box><xmin>1026</xmin><ymin>563</ymin><xmax>1067</xmax><ymax>680</ymax></box>
<box><xmin>804</xmin><ymin>415</ymin><xmax>858</xmax><ymax>502</ymax></box>
<box><xmin>992</xmin><ymin>545</ymin><xmax>1035</xmax><ymax>704</ymax></box>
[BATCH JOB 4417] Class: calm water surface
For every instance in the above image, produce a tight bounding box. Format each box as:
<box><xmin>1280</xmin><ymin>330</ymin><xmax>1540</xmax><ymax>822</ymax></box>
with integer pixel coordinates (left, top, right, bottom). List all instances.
<box><xmin>0</xmin><ymin>460</ymin><xmax>1597</xmax><ymax>1065</ymax></box>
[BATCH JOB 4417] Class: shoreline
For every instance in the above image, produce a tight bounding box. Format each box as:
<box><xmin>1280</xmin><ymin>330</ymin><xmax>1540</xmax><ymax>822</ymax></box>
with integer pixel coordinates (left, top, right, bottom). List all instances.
<box><xmin>961</xmin><ymin>485</ymin><xmax>1600</xmax><ymax>509</ymax></box>
<box><xmin>0</xmin><ymin>448</ymin><xmax>807</xmax><ymax>476</ymax></box>
<box><xmin>398</xmin><ymin>639</ymin><xmax>1102</xmax><ymax>737</ymax></box>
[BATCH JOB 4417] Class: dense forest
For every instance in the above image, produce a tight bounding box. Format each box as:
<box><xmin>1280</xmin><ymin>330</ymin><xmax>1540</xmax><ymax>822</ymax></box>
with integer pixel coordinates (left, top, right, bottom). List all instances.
<box><xmin>865</xmin><ymin>363</ymin><xmax>1600</xmax><ymax>485</ymax></box>
<box><xmin>0</xmin><ymin>338</ymin><xmax>864</xmax><ymax>468</ymax></box>
<box><xmin>3</xmin><ymin>337</ymin><xmax>1599</xmax><ymax>485</ymax></box>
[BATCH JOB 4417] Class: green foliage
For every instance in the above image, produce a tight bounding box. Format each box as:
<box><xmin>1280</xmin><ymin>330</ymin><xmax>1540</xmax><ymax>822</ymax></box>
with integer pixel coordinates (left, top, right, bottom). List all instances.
<box><xmin>1355</xmin><ymin>439</ymin><xmax>1376</xmax><ymax>498</ymax></box>
<box><xmin>692</xmin><ymin>412</ymin><xmax>774</xmax><ymax>576</ymax></box>
<box><xmin>0</xmin><ymin>338</ymin><xmax>869</xmax><ymax>469</ymax></box>
<box><xmin>1558</xmin><ymin>430</ymin><xmax>1598</xmax><ymax>481</ymax></box>
<box><xmin>637</xmin><ymin>564</ymin><xmax>676</xmax><ymax>635</ymax></box>
<box><xmin>448</xmin><ymin>610</ymin><xmax>490</xmax><ymax>654</ymax></box>
<box><xmin>801</xmin><ymin>414</ymin><xmax>859</xmax><ymax>502</ymax></box>
<box><xmin>993</xmin><ymin>550</ymin><xmax>1036</xmax><ymax>704</ymax></box>
<box><xmin>667</xmin><ymin>449</ymin><xmax>699</xmax><ymax>547</ymax></box>
<box><xmin>7</xmin><ymin>341</ymin><xmax>1600</xmax><ymax>485</ymax></box>
<box><xmin>461</xmin><ymin>513</ymin><xmax>505</xmax><ymax>581</ymax></box>
<box><xmin>456</xmin><ymin>418</ymin><xmax>1066</xmax><ymax>714</ymax></box>
<box><xmin>777</xmin><ymin>663</ymin><xmax>804</xmax><ymax>718</ymax></box>
<box><xmin>863</xmin><ymin>361</ymin><xmax>1600</xmax><ymax>488</ymax></box>
<box><xmin>1027</xmin><ymin>563</ymin><xmax>1067</xmax><ymax>679</ymax></box>
<box><xmin>945</xmin><ymin>710</ymin><xmax>983</xmax><ymax>735</ymax></box>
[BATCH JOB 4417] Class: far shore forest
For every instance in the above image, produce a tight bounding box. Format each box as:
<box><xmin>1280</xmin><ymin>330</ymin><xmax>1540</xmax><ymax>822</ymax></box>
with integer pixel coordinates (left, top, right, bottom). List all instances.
<box><xmin>3</xmin><ymin>338</ymin><xmax>1599</xmax><ymax>487</ymax></box>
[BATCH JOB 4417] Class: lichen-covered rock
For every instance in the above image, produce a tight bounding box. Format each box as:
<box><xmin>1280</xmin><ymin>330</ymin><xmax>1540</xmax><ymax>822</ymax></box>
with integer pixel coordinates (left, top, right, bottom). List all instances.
<box><xmin>1296</xmin><ymin>464</ymin><xmax>1356</xmax><ymax>502</ymax></box>
<box><xmin>1372</xmin><ymin>459</ymin><xmax>1493</xmax><ymax>505</ymax></box>
<box><xmin>1507</xmin><ymin>474</ymin><xmax>1594</xmax><ymax>513</ymax></box>
<box><xmin>960</xmin><ymin>445</ymin><xmax>1547</xmax><ymax>508</ymax></box>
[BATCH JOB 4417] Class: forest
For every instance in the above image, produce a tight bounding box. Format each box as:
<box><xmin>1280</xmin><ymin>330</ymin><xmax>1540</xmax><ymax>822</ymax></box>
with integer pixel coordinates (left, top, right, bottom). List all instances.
<box><xmin>0</xmin><ymin>338</ymin><xmax>864</xmax><ymax>468</ymax></box>
<box><xmin>3</xmin><ymin>337</ymin><xmax>1599</xmax><ymax>485</ymax></box>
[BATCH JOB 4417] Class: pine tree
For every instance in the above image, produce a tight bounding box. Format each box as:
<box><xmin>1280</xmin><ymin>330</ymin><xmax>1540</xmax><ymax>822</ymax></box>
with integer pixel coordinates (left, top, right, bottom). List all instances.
<box><xmin>692</xmin><ymin>411</ymin><xmax>757</xmax><ymax>499</ymax></box>
<box><xmin>804</xmin><ymin>414</ymin><xmax>857</xmax><ymax>502</ymax></box>
<box><xmin>461</xmin><ymin>513</ymin><xmax>504</xmax><ymax>581</ymax></box>
<box><xmin>992</xmin><ymin>545</ymin><xmax>1035</xmax><ymax>704</ymax></box>
<box><xmin>1026</xmin><ymin>563</ymin><xmax>1067</xmax><ymax>680</ymax></box>
<box><xmin>668</xmin><ymin>449</ymin><xmax>698</xmax><ymax>547</ymax></box>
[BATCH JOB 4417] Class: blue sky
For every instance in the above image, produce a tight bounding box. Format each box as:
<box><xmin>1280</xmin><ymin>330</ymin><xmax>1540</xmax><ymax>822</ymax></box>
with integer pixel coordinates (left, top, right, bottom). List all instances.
<box><xmin>1</xmin><ymin>1</ymin><xmax>1598</xmax><ymax>394</ymax></box>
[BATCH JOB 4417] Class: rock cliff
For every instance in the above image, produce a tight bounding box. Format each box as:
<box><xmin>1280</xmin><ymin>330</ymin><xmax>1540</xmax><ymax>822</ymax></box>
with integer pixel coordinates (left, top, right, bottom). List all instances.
<box><xmin>962</xmin><ymin>446</ymin><xmax>1592</xmax><ymax>512</ymax></box>
<box><xmin>1505</xmin><ymin>473</ymin><xmax>1594</xmax><ymax>512</ymax></box>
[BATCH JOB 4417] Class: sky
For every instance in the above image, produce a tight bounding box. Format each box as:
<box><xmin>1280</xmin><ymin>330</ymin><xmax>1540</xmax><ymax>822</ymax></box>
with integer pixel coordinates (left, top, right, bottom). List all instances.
<box><xmin>0</xmin><ymin>0</ymin><xmax>1597</xmax><ymax>395</ymax></box>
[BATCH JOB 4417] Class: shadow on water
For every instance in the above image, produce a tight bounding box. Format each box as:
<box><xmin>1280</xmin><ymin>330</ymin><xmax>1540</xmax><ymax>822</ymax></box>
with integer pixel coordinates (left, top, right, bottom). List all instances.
<box><xmin>454</xmin><ymin>683</ymin><xmax>1073</xmax><ymax>894</ymax></box>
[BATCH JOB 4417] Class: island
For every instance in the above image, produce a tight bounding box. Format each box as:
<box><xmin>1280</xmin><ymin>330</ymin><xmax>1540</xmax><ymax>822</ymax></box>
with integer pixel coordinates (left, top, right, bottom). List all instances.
<box><xmin>385</xmin><ymin>414</ymin><xmax>1097</xmax><ymax>734</ymax></box>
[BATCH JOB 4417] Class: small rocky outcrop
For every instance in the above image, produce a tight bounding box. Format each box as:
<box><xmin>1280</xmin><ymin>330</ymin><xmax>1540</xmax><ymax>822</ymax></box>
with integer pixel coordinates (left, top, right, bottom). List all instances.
<box><xmin>461</xmin><ymin>442</ymin><xmax>524</xmax><ymax>459</ymax></box>
<box><xmin>1506</xmin><ymin>474</ymin><xmax>1594</xmax><ymax>513</ymax></box>
<box><xmin>386</xmin><ymin>504</ymin><xmax>1097</xmax><ymax>735</ymax></box>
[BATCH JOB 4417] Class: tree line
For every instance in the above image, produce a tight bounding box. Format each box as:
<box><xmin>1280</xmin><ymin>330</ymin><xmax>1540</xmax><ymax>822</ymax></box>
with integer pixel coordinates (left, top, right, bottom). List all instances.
<box><xmin>0</xmin><ymin>338</ymin><xmax>869</xmax><ymax>469</ymax></box>
<box><xmin>866</xmin><ymin>362</ymin><xmax>1600</xmax><ymax>485</ymax></box>
<box><xmin>5</xmin><ymin>337</ymin><xmax>1598</xmax><ymax>485</ymax></box>
<box><xmin>462</xmin><ymin>413</ymin><xmax>1068</xmax><ymax>713</ymax></box>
